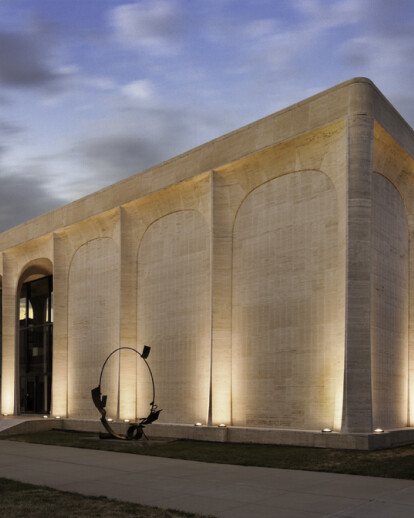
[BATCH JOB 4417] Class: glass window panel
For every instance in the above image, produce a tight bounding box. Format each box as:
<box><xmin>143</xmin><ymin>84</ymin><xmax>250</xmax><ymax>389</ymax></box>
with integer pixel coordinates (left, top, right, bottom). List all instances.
<box><xmin>28</xmin><ymin>301</ymin><xmax>34</xmax><ymax>322</ymax></box>
<box><xmin>49</xmin><ymin>291</ymin><xmax>54</xmax><ymax>323</ymax></box>
<box><xmin>19</xmin><ymin>284</ymin><xmax>27</xmax><ymax>326</ymax></box>
<box><xmin>19</xmin><ymin>275</ymin><xmax>53</xmax><ymax>414</ymax></box>
<box><xmin>28</xmin><ymin>277</ymin><xmax>49</xmax><ymax>326</ymax></box>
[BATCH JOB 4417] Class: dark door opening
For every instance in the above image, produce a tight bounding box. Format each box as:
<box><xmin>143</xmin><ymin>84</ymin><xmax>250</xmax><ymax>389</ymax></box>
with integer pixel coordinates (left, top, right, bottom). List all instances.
<box><xmin>0</xmin><ymin>286</ymin><xmax>2</xmax><ymax>401</ymax></box>
<box><xmin>19</xmin><ymin>276</ymin><xmax>53</xmax><ymax>415</ymax></box>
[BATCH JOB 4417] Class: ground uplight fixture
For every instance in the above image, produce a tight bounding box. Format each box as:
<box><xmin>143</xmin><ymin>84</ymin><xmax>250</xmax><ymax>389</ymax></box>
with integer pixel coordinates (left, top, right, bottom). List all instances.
<box><xmin>374</xmin><ymin>428</ymin><xmax>384</xmax><ymax>433</ymax></box>
<box><xmin>321</xmin><ymin>428</ymin><xmax>332</xmax><ymax>433</ymax></box>
<box><xmin>107</xmin><ymin>418</ymin><xmax>113</xmax><ymax>422</ymax></box>
<box><xmin>43</xmin><ymin>415</ymin><xmax>48</xmax><ymax>419</ymax></box>
<box><xmin>124</xmin><ymin>419</ymin><xmax>130</xmax><ymax>423</ymax></box>
<box><xmin>195</xmin><ymin>422</ymin><xmax>203</xmax><ymax>427</ymax></box>
<box><xmin>218</xmin><ymin>424</ymin><xmax>226</xmax><ymax>428</ymax></box>
<box><xmin>55</xmin><ymin>416</ymin><xmax>61</xmax><ymax>419</ymax></box>
<box><xmin>3</xmin><ymin>413</ymin><xmax>8</xmax><ymax>417</ymax></box>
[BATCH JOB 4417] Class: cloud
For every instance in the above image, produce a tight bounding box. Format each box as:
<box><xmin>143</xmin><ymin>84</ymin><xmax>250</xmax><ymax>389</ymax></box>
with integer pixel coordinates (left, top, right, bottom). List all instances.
<box><xmin>122</xmin><ymin>79</ymin><xmax>154</xmax><ymax>101</ymax></box>
<box><xmin>358</xmin><ymin>0</ymin><xmax>414</xmax><ymax>37</ymax></box>
<box><xmin>0</xmin><ymin>10</ymin><xmax>80</xmax><ymax>94</ymax></box>
<box><xmin>242</xmin><ymin>0</ymin><xmax>363</xmax><ymax>71</ymax></box>
<box><xmin>0</xmin><ymin>168</ymin><xmax>64</xmax><ymax>232</ymax></box>
<box><xmin>83</xmin><ymin>75</ymin><xmax>117</xmax><ymax>91</ymax></box>
<box><xmin>0</xmin><ymin>31</ymin><xmax>62</xmax><ymax>90</ymax></box>
<box><xmin>337</xmin><ymin>0</ymin><xmax>414</xmax><ymax>123</ymax></box>
<box><xmin>209</xmin><ymin>0</ymin><xmax>413</xmax><ymax>125</ymax></box>
<box><xmin>295</xmin><ymin>0</ymin><xmax>363</xmax><ymax>29</ymax></box>
<box><xmin>0</xmin><ymin>118</ymin><xmax>64</xmax><ymax>232</ymax></box>
<box><xmin>0</xmin><ymin>119</ymin><xmax>22</xmax><ymax>137</ymax></box>
<box><xmin>38</xmin><ymin>100</ymin><xmax>236</xmax><ymax>200</ymax></box>
<box><xmin>0</xmin><ymin>118</ymin><xmax>24</xmax><ymax>158</ymax></box>
<box><xmin>75</xmin><ymin>134</ymin><xmax>160</xmax><ymax>185</ymax></box>
<box><xmin>73</xmin><ymin>106</ymin><xmax>215</xmax><ymax>184</ymax></box>
<box><xmin>245</xmin><ymin>25</ymin><xmax>312</xmax><ymax>72</ymax></box>
<box><xmin>1</xmin><ymin>0</ymin><xmax>412</xmax><ymax>235</ymax></box>
<box><xmin>342</xmin><ymin>34</ymin><xmax>414</xmax><ymax>70</ymax></box>
<box><xmin>341</xmin><ymin>32</ymin><xmax>414</xmax><ymax>125</ymax></box>
<box><xmin>110</xmin><ymin>0</ymin><xmax>184</xmax><ymax>53</ymax></box>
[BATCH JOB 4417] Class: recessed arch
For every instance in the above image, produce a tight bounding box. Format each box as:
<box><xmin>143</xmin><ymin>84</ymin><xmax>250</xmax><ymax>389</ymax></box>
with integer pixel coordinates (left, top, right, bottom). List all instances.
<box><xmin>232</xmin><ymin>170</ymin><xmax>343</xmax><ymax>430</ymax></box>
<box><xmin>137</xmin><ymin>210</ymin><xmax>211</xmax><ymax>424</ymax></box>
<box><xmin>17</xmin><ymin>258</ymin><xmax>53</xmax><ymax>415</ymax></box>
<box><xmin>371</xmin><ymin>172</ymin><xmax>409</xmax><ymax>429</ymax></box>
<box><xmin>372</xmin><ymin>170</ymin><xmax>409</xmax><ymax>221</ymax></box>
<box><xmin>18</xmin><ymin>258</ymin><xmax>53</xmax><ymax>287</ymax></box>
<box><xmin>67</xmin><ymin>237</ymin><xmax>120</xmax><ymax>418</ymax></box>
<box><xmin>137</xmin><ymin>209</ymin><xmax>210</xmax><ymax>251</ymax></box>
<box><xmin>231</xmin><ymin>168</ymin><xmax>337</xmax><ymax>233</ymax></box>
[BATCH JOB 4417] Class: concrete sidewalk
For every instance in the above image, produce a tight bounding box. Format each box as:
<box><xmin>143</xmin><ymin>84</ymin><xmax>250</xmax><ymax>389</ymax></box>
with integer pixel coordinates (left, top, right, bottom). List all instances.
<box><xmin>0</xmin><ymin>441</ymin><xmax>414</xmax><ymax>517</ymax></box>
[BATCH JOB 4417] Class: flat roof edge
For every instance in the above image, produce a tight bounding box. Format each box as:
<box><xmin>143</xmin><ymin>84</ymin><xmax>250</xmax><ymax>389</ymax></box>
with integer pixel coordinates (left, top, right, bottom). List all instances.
<box><xmin>0</xmin><ymin>77</ymin><xmax>412</xmax><ymax>250</ymax></box>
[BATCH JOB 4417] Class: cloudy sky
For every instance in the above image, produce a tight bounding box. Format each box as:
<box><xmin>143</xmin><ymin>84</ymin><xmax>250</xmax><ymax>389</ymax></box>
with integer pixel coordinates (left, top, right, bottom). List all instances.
<box><xmin>0</xmin><ymin>0</ymin><xmax>413</xmax><ymax>232</ymax></box>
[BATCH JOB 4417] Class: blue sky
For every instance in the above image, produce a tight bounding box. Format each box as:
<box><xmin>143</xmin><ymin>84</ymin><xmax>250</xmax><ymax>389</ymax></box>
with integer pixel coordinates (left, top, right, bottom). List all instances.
<box><xmin>0</xmin><ymin>0</ymin><xmax>413</xmax><ymax>231</ymax></box>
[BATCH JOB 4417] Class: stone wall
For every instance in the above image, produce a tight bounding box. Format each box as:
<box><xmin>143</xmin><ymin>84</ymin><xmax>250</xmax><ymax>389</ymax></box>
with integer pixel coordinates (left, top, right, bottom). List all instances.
<box><xmin>232</xmin><ymin>171</ymin><xmax>341</xmax><ymax>430</ymax></box>
<box><xmin>68</xmin><ymin>237</ymin><xmax>120</xmax><ymax>418</ymax></box>
<box><xmin>137</xmin><ymin>210</ymin><xmax>210</xmax><ymax>424</ymax></box>
<box><xmin>0</xmin><ymin>78</ymin><xmax>413</xmax><ymax>447</ymax></box>
<box><xmin>371</xmin><ymin>173</ymin><xmax>409</xmax><ymax>429</ymax></box>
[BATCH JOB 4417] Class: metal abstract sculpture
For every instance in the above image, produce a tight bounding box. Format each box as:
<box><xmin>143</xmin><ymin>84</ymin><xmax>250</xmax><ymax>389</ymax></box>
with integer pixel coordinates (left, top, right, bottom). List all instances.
<box><xmin>91</xmin><ymin>346</ymin><xmax>161</xmax><ymax>440</ymax></box>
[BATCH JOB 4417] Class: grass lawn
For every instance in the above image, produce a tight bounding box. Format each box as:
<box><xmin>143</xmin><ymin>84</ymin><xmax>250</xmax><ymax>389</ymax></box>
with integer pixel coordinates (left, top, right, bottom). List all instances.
<box><xmin>0</xmin><ymin>477</ymin><xmax>212</xmax><ymax>518</ymax></box>
<box><xmin>3</xmin><ymin>430</ymin><xmax>414</xmax><ymax>480</ymax></box>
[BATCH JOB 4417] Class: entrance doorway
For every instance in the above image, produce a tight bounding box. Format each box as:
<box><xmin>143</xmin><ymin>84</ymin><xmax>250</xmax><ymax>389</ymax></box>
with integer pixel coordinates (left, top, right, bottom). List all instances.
<box><xmin>19</xmin><ymin>276</ymin><xmax>53</xmax><ymax>414</ymax></box>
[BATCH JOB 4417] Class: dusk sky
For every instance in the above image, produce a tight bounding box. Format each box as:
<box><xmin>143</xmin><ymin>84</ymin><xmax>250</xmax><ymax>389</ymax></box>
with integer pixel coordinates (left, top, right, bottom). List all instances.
<box><xmin>0</xmin><ymin>0</ymin><xmax>413</xmax><ymax>232</ymax></box>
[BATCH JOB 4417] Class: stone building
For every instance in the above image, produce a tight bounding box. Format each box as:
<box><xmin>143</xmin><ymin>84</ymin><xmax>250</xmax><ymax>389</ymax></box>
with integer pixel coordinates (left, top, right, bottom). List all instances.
<box><xmin>0</xmin><ymin>78</ymin><xmax>413</xmax><ymax>449</ymax></box>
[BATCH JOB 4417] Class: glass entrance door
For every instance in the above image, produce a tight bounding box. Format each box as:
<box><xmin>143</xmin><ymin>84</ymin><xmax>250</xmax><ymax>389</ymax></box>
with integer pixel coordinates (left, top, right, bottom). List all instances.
<box><xmin>19</xmin><ymin>276</ymin><xmax>53</xmax><ymax>414</ymax></box>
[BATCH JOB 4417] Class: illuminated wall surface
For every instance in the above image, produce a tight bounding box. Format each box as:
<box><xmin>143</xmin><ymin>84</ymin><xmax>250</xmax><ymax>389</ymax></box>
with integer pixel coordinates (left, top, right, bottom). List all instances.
<box><xmin>0</xmin><ymin>78</ymin><xmax>414</xmax><ymax>440</ymax></box>
<box><xmin>371</xmin><ymin>173</ymin><xmax>409</xmax><ymax>429</ymax></box>
<box><xmin>232</xmin><ymin>172</ymin><xmax>342</xmax><ymax>430</ymax></box>
<box><xmin>68</xmin><ymin>238</ymin><xmax>120</xmax><ymax>418</ymax></box>
<box><xmin>137</xmin><ymin>211</ymin><xmax>211</xmax><ymax>424</ymax></box>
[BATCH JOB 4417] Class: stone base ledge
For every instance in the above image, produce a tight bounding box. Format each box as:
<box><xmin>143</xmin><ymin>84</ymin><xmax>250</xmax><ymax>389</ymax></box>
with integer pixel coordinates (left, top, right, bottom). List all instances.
<box><xmin>0</xmin><ymin>417</ymin><xmax>62</xmax><ymax>436</ymax></box>
<box><xmin>2</xmin><ymin>417</ymin><xmax>414</xmax><ymax>450</ymax></box>
<box><xmin>146</xmin><ymin>423</ymin><xmax>414</xmax><ymax>450</ymax></box>
<box><xmin>228</xmin><ymin>426</ymin><xmax>414</xmax><ymax>450</ymax></box>
<box><xmin>63</xmin><ymin>420</ymin><xmax>414</xmax><ymax>450</ymax></box>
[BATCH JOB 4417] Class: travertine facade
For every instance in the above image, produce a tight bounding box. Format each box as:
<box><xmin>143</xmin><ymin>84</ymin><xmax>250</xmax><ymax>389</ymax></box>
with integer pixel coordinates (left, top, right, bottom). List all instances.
<box><xmin>1</xmin><ymin>78</ymin><xmax>414</xmax><ymax>448</ymax></box>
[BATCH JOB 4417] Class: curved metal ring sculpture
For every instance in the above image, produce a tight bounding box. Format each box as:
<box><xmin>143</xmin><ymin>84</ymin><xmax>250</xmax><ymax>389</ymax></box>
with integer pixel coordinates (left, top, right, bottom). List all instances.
<box><xmin>91</xmin><ymin>346</ymin><xmax>161</xmax><ymax>440</ymax></box>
